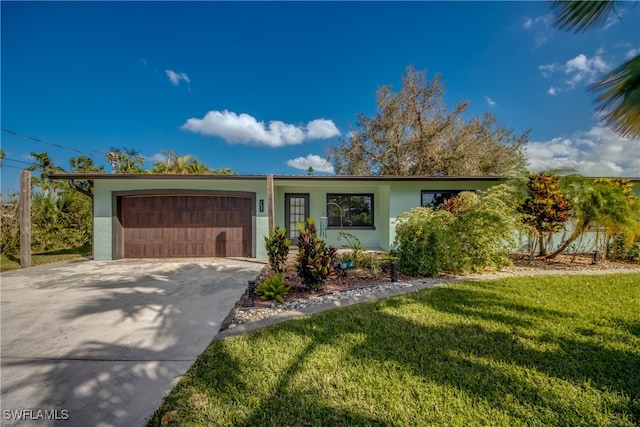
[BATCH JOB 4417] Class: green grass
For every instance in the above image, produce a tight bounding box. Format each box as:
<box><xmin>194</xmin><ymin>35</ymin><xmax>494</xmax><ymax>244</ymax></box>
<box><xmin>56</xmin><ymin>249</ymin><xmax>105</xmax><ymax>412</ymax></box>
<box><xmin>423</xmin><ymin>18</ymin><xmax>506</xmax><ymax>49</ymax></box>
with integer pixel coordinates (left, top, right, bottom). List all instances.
<box><xmin>0</xmin><ymin>244</ymin><xmax>92</xmax><ymax>272</ymax></box>
<box><xmin>149</xmin><ymin>274</ymin><xmax>640</xmax><ymax>426</ymax></box>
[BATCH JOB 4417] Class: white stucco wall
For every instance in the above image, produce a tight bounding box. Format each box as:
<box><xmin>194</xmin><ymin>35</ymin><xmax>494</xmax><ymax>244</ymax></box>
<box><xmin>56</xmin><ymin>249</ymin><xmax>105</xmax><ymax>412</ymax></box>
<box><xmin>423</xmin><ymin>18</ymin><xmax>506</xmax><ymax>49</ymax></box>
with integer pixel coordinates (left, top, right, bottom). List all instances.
<box><xmin>90</xmin><ymin>176</ymin><xmax>507</xmax><ymax>260</ymax></box>
<box><xmin>274</xmin><ymin>181</ymin><xmax>391</xmax><ymax>251</ymax></box>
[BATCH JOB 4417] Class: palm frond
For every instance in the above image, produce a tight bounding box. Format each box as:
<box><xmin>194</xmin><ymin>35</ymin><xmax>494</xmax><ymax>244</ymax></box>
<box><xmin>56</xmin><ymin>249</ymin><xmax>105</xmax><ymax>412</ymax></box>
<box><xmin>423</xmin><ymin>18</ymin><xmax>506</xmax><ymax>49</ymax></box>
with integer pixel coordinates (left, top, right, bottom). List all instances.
<box><xmin>590</xmin><ymin>55</ymin><xmax>640</xmax><ymax>139</ymax></box>
<box><xmin>549</xmin><ymin>0</ymin><xmax>620</xmax><ymax>33</ymax></box>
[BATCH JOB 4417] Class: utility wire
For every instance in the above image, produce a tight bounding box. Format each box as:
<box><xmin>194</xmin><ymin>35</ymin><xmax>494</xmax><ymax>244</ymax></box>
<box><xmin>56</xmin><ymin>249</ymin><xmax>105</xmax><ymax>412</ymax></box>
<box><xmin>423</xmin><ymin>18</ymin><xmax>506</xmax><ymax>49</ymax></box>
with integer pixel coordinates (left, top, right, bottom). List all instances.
<box><xmin>1</xmin><ymin>128</ymin><xmax>86</xmax><ymax>155</ymax></box>
<box><xmin>0</xmin><ymin>164</ymin><xmax>24</xmax><ymax>170</ymax></box>
<box><xmin>2</xmin><ymin>157</ymin><xmax>33</xmax><ymax>165</ymax></box>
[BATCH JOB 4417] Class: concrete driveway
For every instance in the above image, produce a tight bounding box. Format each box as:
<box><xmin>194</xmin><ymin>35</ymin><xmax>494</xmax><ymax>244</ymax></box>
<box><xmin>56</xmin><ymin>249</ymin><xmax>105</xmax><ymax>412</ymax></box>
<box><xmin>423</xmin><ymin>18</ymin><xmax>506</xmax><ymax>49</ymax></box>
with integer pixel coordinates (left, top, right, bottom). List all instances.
<box><xmin>0</xmin><ymin>258</ymin><xmax>265</xmax><ymax>427</ymax></box>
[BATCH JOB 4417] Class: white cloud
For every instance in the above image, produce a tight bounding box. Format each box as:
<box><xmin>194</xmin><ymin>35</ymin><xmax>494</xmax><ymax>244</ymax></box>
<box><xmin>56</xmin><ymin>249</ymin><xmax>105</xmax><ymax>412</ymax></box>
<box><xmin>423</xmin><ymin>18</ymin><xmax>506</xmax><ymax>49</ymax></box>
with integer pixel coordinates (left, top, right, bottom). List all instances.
<box><xmin>626</xmin><ymin>47</ymin><xmax>639</xmax><ymax>60</ymax></box>
<box><xmin>522</xmin><ymin>14</ymin><xmax>553</xmax><ymax>47</ymax></box>
<box><xmin>181</xmin><ymin>110</ymin><xmax>340</xmax><ymax>147</ymax></box>
<box><xmin>539</xmin><ymin>51</ymin><xmax>612</xmax><ymax>94</ymax></box>
<box><xmin>565</xmin><ymin>53</ymin><xmax>610</xmax><ymax>85</ymax></box>
<box><xmin>286</xmin><ymin>154</ymin><xmax>335</xmax><ymax>174</ymax></box>
<box><xmin>484</xmin><ymin>96</ymin><xmax>496</xmax><ymax>107</ymax></box>
<box><xmin>165</xmin><ymin>69</ymin><xmax>191</xmax><ymax>88</ymax></box>
<box><xmin>548</xmin><ymin>86</ymin><xmax>557</xmax><ymax>96</ymax></box>
<box><xmin>527</xmin><ymin>126</ymin><xmax>640</xmax><ymax>177</ymax></box>
<box><xmin>306</xmin><ymin>119</ymin><xmax>341</xmax><ymax>139</ymax></box>
<box><xmin>146</xmin><ymin>152</ymin><xmax>166</xmax><ymax>162</ymax></box>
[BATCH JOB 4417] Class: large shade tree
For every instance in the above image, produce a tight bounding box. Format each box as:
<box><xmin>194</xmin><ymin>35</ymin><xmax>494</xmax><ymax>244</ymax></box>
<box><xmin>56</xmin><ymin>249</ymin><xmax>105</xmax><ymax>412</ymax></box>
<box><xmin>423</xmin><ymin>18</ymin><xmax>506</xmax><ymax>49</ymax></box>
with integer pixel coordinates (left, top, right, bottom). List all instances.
<box><xmin>327</xmin><ymin>66</ymin><xmax>528</xmax><ymax>176</ymax></box>
<box><xmin>550</xmin><ymin>0</ymin><xmax>640</xmax><ymax>138</ymax></box>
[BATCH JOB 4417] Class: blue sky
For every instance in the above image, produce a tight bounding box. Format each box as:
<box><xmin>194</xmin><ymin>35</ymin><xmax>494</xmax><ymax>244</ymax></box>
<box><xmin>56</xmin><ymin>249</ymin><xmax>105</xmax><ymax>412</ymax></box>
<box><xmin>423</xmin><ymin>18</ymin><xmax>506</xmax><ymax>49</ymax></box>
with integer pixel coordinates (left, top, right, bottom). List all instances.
<box><xmin>2</xmin><ymin>1</ymin><xmax>639</xmax><ymax>195</ymax></box>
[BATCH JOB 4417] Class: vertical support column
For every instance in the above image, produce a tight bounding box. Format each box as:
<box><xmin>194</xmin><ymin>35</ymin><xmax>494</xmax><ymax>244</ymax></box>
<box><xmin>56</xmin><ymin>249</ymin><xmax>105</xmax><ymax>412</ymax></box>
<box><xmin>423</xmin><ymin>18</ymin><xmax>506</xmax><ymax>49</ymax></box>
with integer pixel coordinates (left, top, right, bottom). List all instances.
<box><xmin>266</xmin><ymin>174</ymin><xmax>275</xmax><ymax>235</ymax></box>
<box><xmin>20</xmin><ymin>170</ymin><xmax>32</xmax><ymax>268</ymax></box>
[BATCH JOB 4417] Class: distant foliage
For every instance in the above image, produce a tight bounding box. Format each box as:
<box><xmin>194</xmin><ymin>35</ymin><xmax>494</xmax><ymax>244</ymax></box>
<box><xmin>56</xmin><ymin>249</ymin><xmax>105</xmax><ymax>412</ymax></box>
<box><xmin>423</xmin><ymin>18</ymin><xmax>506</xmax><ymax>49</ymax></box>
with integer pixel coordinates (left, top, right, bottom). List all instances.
<box><xmin>296</xmin><ymin>218</ymin><xmax>336</xmax><ymax>290</ymax></box>
<box><xmin>105</xmin><ymin>147</ymin><xmax>145</xmax><ymax>173</ymax></box>
<box><xmin>327</xmin><ymin>66</ymin><xmax>528</xmax><ymax>176</ymax></box>
<box><xmin>0</xmin><ymin>195</ymin><xmax>20</xmax><ymax>255</ymax></box>
<box><xmin>265</xmin><ymin>226</ymin><xmax>290</xmax><ymax>273</ymax></box>
<box><xmin>395</xmin><ymin>185</ymin><xmax>518</xmax><ymax>276</ymax></box>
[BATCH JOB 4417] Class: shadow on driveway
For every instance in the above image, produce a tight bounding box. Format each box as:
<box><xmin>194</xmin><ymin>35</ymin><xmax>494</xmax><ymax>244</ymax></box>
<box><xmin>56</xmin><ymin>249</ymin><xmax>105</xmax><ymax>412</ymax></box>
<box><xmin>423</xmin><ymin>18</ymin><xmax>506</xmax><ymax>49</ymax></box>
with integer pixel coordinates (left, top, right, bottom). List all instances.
<box><xmin>1</xmin><ymin>258</ymin><xmax>265</xmax><ymax>427</ymax></box>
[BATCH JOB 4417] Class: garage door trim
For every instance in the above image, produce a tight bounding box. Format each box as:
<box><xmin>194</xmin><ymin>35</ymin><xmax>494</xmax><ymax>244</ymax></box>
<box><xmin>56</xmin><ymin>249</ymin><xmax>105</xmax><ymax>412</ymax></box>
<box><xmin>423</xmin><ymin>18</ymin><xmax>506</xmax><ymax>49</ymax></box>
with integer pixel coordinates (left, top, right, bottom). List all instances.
<box><xmin>112</xmin><ymin>189</ymin><xmax>256</xmax><ymax>259</ymax></box>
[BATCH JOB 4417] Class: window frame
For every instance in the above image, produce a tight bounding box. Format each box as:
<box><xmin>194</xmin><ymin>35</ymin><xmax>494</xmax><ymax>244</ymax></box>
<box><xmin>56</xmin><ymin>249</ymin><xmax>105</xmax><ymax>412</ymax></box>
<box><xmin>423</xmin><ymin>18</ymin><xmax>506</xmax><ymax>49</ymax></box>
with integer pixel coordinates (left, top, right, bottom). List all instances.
<box><xmin>326</xmin><ymin>193</ymin><xmax>375</xmax><ymax>229</ymax></box>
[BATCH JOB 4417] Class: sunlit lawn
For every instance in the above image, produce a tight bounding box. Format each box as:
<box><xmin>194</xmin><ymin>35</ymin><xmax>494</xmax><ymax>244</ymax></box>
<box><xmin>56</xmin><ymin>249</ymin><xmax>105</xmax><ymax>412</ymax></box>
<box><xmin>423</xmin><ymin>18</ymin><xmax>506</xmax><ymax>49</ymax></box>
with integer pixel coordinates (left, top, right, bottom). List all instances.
<box><xmin>0</xmin><ymin>244</ymin><xmax>92</xmax><ymax>272</ymax></box>
<box><xmin>149</xmin><ymin>274</ymin><xmax>640</xmax><ymax>426</ymax></box>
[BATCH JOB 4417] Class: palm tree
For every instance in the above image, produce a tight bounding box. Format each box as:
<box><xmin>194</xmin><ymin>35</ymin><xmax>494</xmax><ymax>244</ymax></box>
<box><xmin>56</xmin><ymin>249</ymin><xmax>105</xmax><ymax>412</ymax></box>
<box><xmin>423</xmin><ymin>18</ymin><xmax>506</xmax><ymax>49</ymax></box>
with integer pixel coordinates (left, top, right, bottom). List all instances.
<box><xmin>547</xmin><ymin>175</ymin><xmax>640</xmax><ymax>259</ymax></box>
<box><xmin>550</xmin><ymin>0</ymin><xmax>639</xmax><ymax>138</ymax></box>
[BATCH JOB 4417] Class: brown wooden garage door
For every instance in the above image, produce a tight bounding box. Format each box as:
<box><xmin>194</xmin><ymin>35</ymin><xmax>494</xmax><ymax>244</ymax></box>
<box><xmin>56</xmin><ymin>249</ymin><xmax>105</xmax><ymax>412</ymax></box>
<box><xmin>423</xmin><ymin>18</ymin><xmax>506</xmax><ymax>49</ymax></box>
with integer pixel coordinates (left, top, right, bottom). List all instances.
<box><xmin>121</xmin><ymin>195</ymin><xmax>252</xmax><ymax>258</ymax></box>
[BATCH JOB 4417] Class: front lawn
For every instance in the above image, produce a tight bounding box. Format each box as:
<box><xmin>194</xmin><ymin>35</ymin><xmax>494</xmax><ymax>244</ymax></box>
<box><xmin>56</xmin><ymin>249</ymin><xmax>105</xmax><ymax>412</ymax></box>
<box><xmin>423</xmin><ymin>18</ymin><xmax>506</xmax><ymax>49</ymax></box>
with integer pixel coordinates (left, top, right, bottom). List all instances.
<box><xmin>149</xmin><ymin>273</ymin><xmax>640</xmax><ymax>426</ymax></box>
<box><xmin>0</xmin><ymin>244</ymin><xmax>92</xmax><ymax>272</ymax></box>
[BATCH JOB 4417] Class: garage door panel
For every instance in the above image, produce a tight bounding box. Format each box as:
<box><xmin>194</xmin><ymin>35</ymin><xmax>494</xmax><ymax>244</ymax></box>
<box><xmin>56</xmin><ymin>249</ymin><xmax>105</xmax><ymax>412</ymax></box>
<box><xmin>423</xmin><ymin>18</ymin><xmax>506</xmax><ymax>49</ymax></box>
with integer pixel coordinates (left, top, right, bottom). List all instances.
<box><xmin>122</xmin><ymin>195</ymin><xmax>252</xmax><ymax>258</ymax></box>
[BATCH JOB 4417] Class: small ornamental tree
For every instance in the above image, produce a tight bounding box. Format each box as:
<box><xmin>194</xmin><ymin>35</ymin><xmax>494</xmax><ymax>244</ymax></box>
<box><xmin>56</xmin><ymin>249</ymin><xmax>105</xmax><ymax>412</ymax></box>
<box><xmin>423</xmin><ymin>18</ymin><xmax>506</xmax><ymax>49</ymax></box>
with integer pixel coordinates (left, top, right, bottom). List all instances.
<box><xmin>296</xmin><ymin>218</ymin><xmax>336</xmax><ymax>290</ymax></box>
<box><xmin>518</xmin><ymin>172</ymin><xmax>572</xmax><ymax>256</ymax></box>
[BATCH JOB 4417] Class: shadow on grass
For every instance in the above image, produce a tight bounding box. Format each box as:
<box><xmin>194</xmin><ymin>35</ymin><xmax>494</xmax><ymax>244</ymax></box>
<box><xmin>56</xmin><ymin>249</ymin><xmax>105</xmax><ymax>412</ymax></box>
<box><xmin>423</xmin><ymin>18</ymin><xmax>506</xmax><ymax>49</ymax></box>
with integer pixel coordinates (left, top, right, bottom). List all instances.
<box><xmin>153</xmin><ymin>279</ymin><xmax>639</xmax><ymax>426</ymax></box>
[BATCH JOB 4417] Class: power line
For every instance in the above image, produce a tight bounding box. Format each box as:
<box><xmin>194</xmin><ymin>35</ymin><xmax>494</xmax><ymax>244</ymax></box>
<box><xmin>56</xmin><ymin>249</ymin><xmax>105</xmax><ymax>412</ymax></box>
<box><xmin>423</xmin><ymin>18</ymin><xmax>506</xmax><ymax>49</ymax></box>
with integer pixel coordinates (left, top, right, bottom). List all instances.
<box><xmin>0</xmin><ymin>164</ymin><xmax>24</xmax><ymax>170</ymax></box>
<box><xmin>2</xmin><ymin>157</ymin><xmax>33</xmax><ymax>165</ymax></box>
<box><xmin>1</xmin><ymin>128</ymin><xmax>86</xmax><ymax>155</ymax></box>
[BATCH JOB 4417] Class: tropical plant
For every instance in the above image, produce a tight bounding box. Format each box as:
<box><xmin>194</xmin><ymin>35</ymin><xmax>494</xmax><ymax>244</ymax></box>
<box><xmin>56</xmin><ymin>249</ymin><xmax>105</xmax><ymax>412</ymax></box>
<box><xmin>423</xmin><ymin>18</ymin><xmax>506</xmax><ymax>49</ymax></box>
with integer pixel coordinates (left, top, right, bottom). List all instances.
<box><xmin>549</xmin><ymin>0</ymin><xmax>639</xmax><ymax>138</ymax></box>
<box><xmin>337</xmin><ymin>231</ymin><xmax>364</xmax><ymax>264</ymax></box>
<box><xmin>265</xmin><ymin>226</ymin><xmax>290</xmax><ymax>273</ymax></box>
<box><xmin>547</xmin><ymin>175</ymin><xmax>640</xmax><ymax>259</ymax></box>
<box><xmin>69</xmin><ymin>155</ymin><xmax>104</xmax><ymax>194</ymax></box>
<box><xmin>105</xmin><ymin>147</ymin><xmax>145</xmax><ymax>173</ymax></box>
<box><xmin>296</xmin><ymin>218</ymin><xmax>337</xmax><ymax>290</ymax></box>
<box><xmin>518</xmin><ymin>172</ymin><xmax>572</xmax><ymax>256</ymax></box>
<box><xmin>28</xmin><ymin>152</ymin><xmax>65</xmax><ymax>192</ymax></box>
<box><xmin>609</xmin><ymin>235</ymin><xmax>640</xmax><ymax>261</ymax></box>
<box><xmin>327</xmin><ymin>66</ymin><xmax>528</xmax><ymax>176</ymax></box>
<box><xmin>255</xmin><ymin>273</ymin><xmax>290</xmax><ymax>304</ymax></box>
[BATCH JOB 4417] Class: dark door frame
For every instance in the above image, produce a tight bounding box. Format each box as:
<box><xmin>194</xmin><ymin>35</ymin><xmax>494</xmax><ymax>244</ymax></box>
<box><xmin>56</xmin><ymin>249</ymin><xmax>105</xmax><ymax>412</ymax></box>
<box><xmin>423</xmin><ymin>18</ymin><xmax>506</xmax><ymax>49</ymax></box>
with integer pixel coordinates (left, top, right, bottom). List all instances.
<box><xmin>284</xmin><ymin>193</ymin><xmax>310</xmax><ymax>242</ymax></box>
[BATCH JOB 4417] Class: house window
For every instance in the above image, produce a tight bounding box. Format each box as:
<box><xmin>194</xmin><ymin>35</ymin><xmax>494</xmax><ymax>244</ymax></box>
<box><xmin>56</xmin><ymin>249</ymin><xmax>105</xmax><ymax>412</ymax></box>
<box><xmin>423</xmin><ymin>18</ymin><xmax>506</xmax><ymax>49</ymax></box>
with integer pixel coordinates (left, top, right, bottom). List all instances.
<box><xmin>326</xmin><ymin>194</ymin><xmax>374</xmax><ymax>228</ymax></box>
<box><xmin>421</xmin><ymin>190</ymin><xmax>471</xmax><ymax>208</ymax></box>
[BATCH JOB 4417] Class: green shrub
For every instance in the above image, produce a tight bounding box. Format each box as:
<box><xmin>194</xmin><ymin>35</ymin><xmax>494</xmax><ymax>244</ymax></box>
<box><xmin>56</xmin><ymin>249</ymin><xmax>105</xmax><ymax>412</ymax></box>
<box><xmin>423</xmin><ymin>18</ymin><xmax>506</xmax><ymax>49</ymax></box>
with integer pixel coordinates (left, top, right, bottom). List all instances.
<box><xmin>395</xmin><ymin>208</ymin><xmax>456</xmax><ymax>276</ymax></box>
<box><xmin>608</xmin><ymin>235</ymin><xmax>640</xmax><ymax>261</ymax></box>
<box><xmin>296</xmin><ymin>218</ymin><xmax>337</xmax><ymax>290</ymax></box>
<box><xmin>264</xmin><ymin>226</ymin><xmax>290</xmax><ymax>273</ymax></box>
<box><xmin>358</xmin><ymin>252</ymin><xmax>382</xmax><ymax>276</ymax></box>
<box><xmin>255</xmin><ymin>273</ymin><xmax>290</xmax><ymax>304</ymax></box>
<box><xmin>394</xmin><ymin>185</ymin><xmax>518</xmax><ymax>276</ymax></box>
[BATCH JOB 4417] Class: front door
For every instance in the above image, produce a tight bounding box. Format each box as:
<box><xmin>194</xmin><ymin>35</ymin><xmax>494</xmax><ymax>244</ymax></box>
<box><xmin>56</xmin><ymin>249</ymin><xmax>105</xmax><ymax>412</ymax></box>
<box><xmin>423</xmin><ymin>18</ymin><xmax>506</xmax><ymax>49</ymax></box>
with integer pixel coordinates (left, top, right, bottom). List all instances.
<box><xmin>285</xmin><ymin>194</ymin><xmax>309</xmax><ymax>242</ymax></box>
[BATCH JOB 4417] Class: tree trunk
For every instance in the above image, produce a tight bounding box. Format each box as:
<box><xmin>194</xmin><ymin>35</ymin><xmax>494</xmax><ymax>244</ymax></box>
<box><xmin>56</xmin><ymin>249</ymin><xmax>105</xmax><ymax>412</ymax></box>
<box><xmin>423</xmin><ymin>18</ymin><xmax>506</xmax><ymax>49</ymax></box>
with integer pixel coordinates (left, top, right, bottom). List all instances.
<box><xmin>546</xmin><ymin>221</ymin><xmax>590</xmax><ymax>259</ymax></box>
<box><xmin>538</xmin><ymin>232</ymin><xmax>547</xmax><ymax>257</ymax></box>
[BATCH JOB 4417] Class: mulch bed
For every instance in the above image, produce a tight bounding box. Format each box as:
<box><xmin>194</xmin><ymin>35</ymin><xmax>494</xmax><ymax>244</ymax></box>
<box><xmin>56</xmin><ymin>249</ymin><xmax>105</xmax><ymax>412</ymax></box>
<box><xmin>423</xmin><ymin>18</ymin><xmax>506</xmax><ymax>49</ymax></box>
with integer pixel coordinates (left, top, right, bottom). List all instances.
<box><xmin>249</xmin><ymin>254</ymin><xmax>639</xmax><ymax>308</ymax></box>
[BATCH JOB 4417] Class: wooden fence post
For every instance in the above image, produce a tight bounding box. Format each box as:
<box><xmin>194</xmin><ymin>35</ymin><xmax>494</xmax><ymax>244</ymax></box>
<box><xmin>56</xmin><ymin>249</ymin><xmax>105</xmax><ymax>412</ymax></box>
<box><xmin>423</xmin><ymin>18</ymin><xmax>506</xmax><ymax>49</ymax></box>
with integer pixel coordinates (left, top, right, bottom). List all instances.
<box><xmin>20</xmin><ymin>170</ymin><xmax>32</xmax><ymax>268</ymax></box>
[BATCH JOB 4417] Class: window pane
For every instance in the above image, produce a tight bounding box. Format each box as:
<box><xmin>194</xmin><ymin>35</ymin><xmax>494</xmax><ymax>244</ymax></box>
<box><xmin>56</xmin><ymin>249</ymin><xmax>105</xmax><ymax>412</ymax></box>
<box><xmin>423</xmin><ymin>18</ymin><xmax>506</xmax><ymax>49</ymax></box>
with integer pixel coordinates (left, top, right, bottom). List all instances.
<box><xmin>347</xmin><ymin>195</ymin><xmax>371</xmax><ymax>226</ymax></box>
<box><xmin>327</xmin><ymin>194</ymin><xmax>373</xmax><ymax>227</ymax></box>
<box><xmin>421</xmin><ymin>190</ymin><xmax>466</xmax><ymax>208</ymax></box>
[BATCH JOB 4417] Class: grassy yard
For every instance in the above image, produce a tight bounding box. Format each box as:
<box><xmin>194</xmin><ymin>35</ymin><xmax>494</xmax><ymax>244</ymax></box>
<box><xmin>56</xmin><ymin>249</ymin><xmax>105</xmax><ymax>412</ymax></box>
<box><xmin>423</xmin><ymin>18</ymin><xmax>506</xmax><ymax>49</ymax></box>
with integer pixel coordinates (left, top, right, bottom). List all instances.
<box><xmin>149</xmin><ymin>274</ymin><xmax>640</xmax><ymax>426</ymax></box>
<box><xmin>0</xmin><ymin>244</ymin><xmax>92</xmax><ymax>272</ymax></box>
